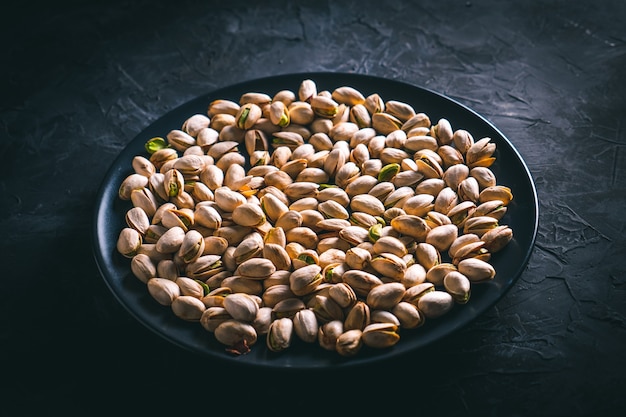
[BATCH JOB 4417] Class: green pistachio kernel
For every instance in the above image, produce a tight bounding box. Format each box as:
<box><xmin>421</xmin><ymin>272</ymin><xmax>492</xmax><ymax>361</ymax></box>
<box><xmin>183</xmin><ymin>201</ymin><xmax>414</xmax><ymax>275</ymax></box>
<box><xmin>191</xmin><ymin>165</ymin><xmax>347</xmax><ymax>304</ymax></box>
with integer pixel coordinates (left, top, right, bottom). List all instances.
<box><xmin>145</xmin><ymin>137</ymin><xmax>167</xmax><ymax>154</ymax></box>
<box><xmin>378</xmin><ymin>163</ymin><xmax>401</xmax><ymax>182</ymax></box>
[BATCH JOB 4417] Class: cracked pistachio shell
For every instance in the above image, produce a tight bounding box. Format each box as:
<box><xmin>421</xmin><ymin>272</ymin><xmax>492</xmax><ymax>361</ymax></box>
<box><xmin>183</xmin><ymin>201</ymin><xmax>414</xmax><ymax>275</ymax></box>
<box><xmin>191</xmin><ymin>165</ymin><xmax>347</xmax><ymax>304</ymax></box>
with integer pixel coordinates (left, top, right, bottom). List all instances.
<box><xmin>463</xmin><ymin>215</ymin><xmax>499</xmax><ymax>237</ymax></box>
<box><xmin>200</xmin><ymin>165</ymin><xmax>224</xmax><ymax>191</ymax></box>
<box><xmin>289</xmin><ymin>264</ymin><xmax>323</xmax><ymax>297</ymax></box>
<box><xmin>200</xmin><ymin>306</ymin><xmax>231</xmax><ymax>332</ymax></box>
<box><xmin>232</xmin><ymin>202</ymin><xmax>266</xmax><ymax>227</ymax></box>
<box><xmin>178</xmin><ymin>230</ymin><xmax>205</xmax><ymax>263</ymax></box>
<box><xmin>432</xmin><ymin>118</ymin><xmax>453</xmax><ymax>145</ymax></box>
<box><xmin>443</xmin><ymin>271</ymin><xmax>471</xmax><ymax>304</ymax></box>
<box><xmin>328</xmin><ymin>282</ymin><xmax>357</xmax><ymax>309</ymax></box>
<box><xmin>310</xmin><ymin>295</ymin><xmax>344</xmax><ymax>323</ymax></box>
<box><xmin>479</xmin><ymin>185</ymin><xmax>513</xmax><ymax>206</ymax></box>
<box><xmin>451</xmin><ymin>240</ymin><xmax>491</xmax><ymax>265</ymax></box>
<box><xmin>223</xmin><ymin>293</ymin><xmax>259</xmax><ymax>322</ymax></box>
<box><xmin>338</xmin><ymin>225</ymin><xmax>370</xmax><ymax>246</ymax></box>
<box><xmin>221</xmin><ymin>276</ymin><xmax>263</xmax><ymax>296</ymax></box>
<box><xmin>293</xmin><ymin>309</ymin><xmax>319</xmax><ymax>343</ymax></box>
<box><xmin>458</xmin><ymin>258</ymin><xmax>496</xmax><ymax>283</ymax></box>
<box><xmin>466</xmin><ymin>137</ymin><xmax>496</xmax><ymax>168</ymax></box>
<box><xmin>155</xmin><ymin>226</ymin><xmax>185</xmax><ymax>254</ymax></box>
<box><xmin>132</xmin><ymin>155</ymin><xmax>156</xmax><ymax>177</ymax></box>
<box><xmin>201</xmin><ymin>287</ymin><xmax>232</xmax><ymax>308</ymax></box>
<box><xmin>344</xmin><ymin>246</ymin><xmax>372</xmax><ymax>270</ymax></box>
<box><xmin>345</xmin><ymin>175</ymin><xmax>378</xmax><ymax>199</ymax></box>
<box><xmin>402</xmin><ymin>282</ymin><xmax>435</xmax><ymax>306</ymax></box>
<box><xmin>130</xmin><ymin>187</ymin><xmax>158</xmax><ymax>218</ymax></box>
<box><xmin>186</xmin><ymin>254</ymin><xmax>224</xmax><ymax>280</ymax></box>
<box><xmin>370</xmin><ymin>253</ymin><xmax>407</xmax><ymax>281</ymax></box>
<box><xmin>331</xmin><ymin>86</ymin><xmax>366</xmax><ymax>106</ymax></box>
<box><xmin>481</xmin><ymin>225</ymin><xmax>513</xmax><ymax>253</ymax></box>
<box><xmin>119</xmin><ymin>173</ymin><xmax>149</xmax><ymax>200</ymax></box>
<box><xmin>392</xmin><ymin>302</ymin><xmax>424</xmax><ymax>329</ymax></box>
<box><xmin>341</xmin><ymin>270</ymin><xmax>383</xmax><ymax>297</ymax></box>
<box><xmin>166</xmin><ymin>129</ymin><xmax>196</xmax><ymax>152</ymax></box>
<box><xmin>473</xmin><ymin>199</ymin><xmax>508</xmax><ymax>221</ymax></box>
<box><xmin>285</xmin><ymin>226</ymin><xmax>319</xmax><ymax>249</ymax></box>
<box><xmin>251</xmin><ymin>306</ymin><xmax>273</xmax><ymax>336</ymax></box>
<box><xmin>336</xmin><ymin>329</ymin><xmax>364</xmax><ymax>357</ymax></box>
<box><xmin>350</xmin><ymin>194</ymin><xmax>386</xmax><ymax>217</ymax></box>
<box><xmin>262</xmin><ymin>284</ymin><xmax>295</xmax><ymax>308</ymax></box>
<box><xmin>390</xmin><ymin>214</ymin><xmax>431</xmax><ymax>242</ymax></box>
<box><xmin>442</xmin><ymin>163</ymin><xmax>470</xmax><ymax>190</ymax></box>
<box><xmin>267</xmin><ymin>317</ymin><xmax>294</xmax><ymax>352</ymax></box>
<box><xmin>171</xmin><ymin>295</ymin><xmax>206</xmax><ymax>321</ymax></box>
<box><xmin>235</xmin><ymin>258</ymin><xmax>276</xmax><ymax>279</ymax></box>
<box><xmin>447</xmin><ymin>201</ymin><xmax>477</xmax><ymax>228</ymax></box>
<box><xmin>126</xmin><ymin>206</ymin><xmax>150</xmax><ymax>235</ymax></box>
<box><xmin>383</xmin><ymin>186</ymin><xmax>414</xmax><ymax>209</ymax></box>
<box><xmin>415</xmin><ymin>178</ymin><xmax>445</xmax><ymax>197</ymax></box>
<box><xmin>433</xmin><ymin>186</ymin><xmax>459</xmax><ymax>215</ymax></box>
<box><xmin>426</xmin><ymin>262</ymin><xmax>457</xmax><ymax>286</ymax></box>
<box><xmin>214</xmin><ymin>187</ymin><xmax>247</xmax><ymax>213</ymax></box>
<box><xmin>402</xmin><ymin>194</ymin><xmax>435</xmax><ymax>217</ymax></box>
<box><xmin>263</xmin><ymin>243</ymin><xmax>292</xmax><ymax>271</ymax></box>
<box><xmin>214</xmin><ymin>319</ymin><xmax>258</xmax><ymax>354</ymax></box>
<box><xmin>194</xmin><ymin>204</ymin><xmax>222</xmax><ymax>230</ymax></box>
<box><xmin>318</xmin><ymin>248</ymin><xmax>346</xmax><ymax>269</ymax></box>
<box><xmin>470</xmin><ymin>166</ymin><xmax>497</xmax><ymax>189</ymax></box>
<box><xmin>147</xmin><ymin>277</ymin><xmax>181</xmax><ymax>306</ymax></box>
<box><xmin>130</xmin><ymin>253</ymin><xmax>157</xmax><ymax>284</ymax></box>
<box><xmin>196</xmin><ymin>127</ymin><xmax>220</xmax><ymax>151</ymax></box>
<box><xmin>417</xmin><ymin>290</ymin><xmax>454</xmax><ymax>319</ymax></box>
<box><xmin>176</xmin><ymin>276</ymin><xmax>206</xmax><ymax>299</ymax></box>
<box><xmin>366</xmin><ymin>282</ymin><xmax>406</xmax><ymax>311</ymax></box>
<box><xmin>372</xmin><ymin>112</ymin><xmax>403</xmax><ymax>135</ymax></box>
<box><xmin>384</xmin><ymin>100</ymin><xmax>415</xmax><ymax>123</ymax></box>
<box><xmin>117</xmin><ymin>227</ymin><xmax>142</xmax><ymax>258</ymax></box>
<box><xmin>202</xmin><ymin>236</ymin><xmax>229</xmax><ymax>256</ymax></box>
<box><xmin>448</xmin><ymin>233</ymin><xmax>481</xmax><ymax>259</ymax></box>
<box><xmin>425</xmin><ymin>224</ymin><xmax>458</xmax><ymax>252</ymax></box>
<box><xmin>402</xmin><ymin>263</ymin><xmax>427</xmax><ymax>288</ymax></box>
<box><xmin>318</xmin><ymin>319</ymin><xmax>344</xmax><ymax>351</ymax></box>
<box><xmin>344</xmin><ymin>300</ymin><xmax>371</xmax><ymax>331</ymax></box>
<box><xmin>416</xmin><ymin>153</ymin><xmax>444</xmax><ymax>179</ymax></box>
<box><xmin>208</xmin><ymin>99</ymin><xmax>240</xmax><ymax>117</ymax></box>
<box><xmin>453</xmin><ymin>129</ymin><xmax>474</xmax><ymax>155</ymax></box>
<box><xmin>362</xmin><ymin>322</ymin><xmax>400</xmax><ymax>348</ymax></box>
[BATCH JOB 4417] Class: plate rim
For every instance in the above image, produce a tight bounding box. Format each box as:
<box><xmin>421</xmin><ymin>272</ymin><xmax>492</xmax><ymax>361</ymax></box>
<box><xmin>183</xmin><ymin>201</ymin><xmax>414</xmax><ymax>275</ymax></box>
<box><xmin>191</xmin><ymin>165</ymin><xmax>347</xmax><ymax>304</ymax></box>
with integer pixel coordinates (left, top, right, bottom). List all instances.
<box><xmin>93</xmin><ymin>71</ymin><xmax>539</xmax><ymax>370</ymax></box>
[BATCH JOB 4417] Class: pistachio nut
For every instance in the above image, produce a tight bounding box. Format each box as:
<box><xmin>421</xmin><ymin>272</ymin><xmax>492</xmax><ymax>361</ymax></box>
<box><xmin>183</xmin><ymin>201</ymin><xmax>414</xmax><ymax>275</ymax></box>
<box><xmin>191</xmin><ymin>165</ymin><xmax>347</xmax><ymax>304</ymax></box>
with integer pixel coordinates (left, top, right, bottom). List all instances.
<box><xmin>222</xmin><ymin>293</ymin><xmax>259</xmax><ymax>322</ymax></box>
<box><xmin>318</xmin><ymin>320</ymin><xmax>344</xmax><ymax>351</ymax></box>
<box><xmin>336</xmin><ymin>329</ymin><xmax>364</xmax><ymax>356</ymax></box>
<box><xmin>214</xmin><ymin>319</ymin><xmax>258</xmax><ymax>354</ymax></box>
<box><xmin>171</xmin><ymin>295</ymin><xmax>206</xmax><ymax>321</ymax></box>
<box><xmin>293</xmin><ymin>309</ymin><xmax>319</xmax><ymax>343</ymax></box>
<box><xmin>417</xmin><ymin>290</ymin><xmax>454</xmax><ymax>319</ymax></box>
<box><xmin>361</xmin><ymin>322</ymin><xmax>400</xmax><ymax>349</ymax></box>
<box><xmin>457</xmin><ymin>258</ymin><xmax>496</xmax><ymax>283</ymax></box>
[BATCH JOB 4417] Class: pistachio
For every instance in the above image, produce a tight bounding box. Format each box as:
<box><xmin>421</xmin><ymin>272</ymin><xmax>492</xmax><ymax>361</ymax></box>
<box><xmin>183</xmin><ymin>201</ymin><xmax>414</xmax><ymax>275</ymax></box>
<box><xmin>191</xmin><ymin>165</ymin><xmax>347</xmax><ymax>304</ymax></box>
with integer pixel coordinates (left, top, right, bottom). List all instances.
<box><xmin>171</xmin><ymin>295</ymin><xmax>206</xmax><ymax>321</ymax></box>
<box><xmin>117</xmin><ymin>78</ymin><xmax>517</xmax><ymax>358</ymax></box>
<box><xmin>214</xmin><ymin>319</ymin><xmax>258</xmax><ymax>354</ymax></box>
<box><xmin>361</xmin><ymin>322</ymin><xmax>400</xmax><ymax>348</ymax></box>
<box><xmin>417</xmin><ymin>291</ymin><xmax>454</xmax><ymax>319</ymax></box>
<box><xmin>293</xmin><ymin>309</ymin><xmax>319</xmax><ymax>343</ymax></box>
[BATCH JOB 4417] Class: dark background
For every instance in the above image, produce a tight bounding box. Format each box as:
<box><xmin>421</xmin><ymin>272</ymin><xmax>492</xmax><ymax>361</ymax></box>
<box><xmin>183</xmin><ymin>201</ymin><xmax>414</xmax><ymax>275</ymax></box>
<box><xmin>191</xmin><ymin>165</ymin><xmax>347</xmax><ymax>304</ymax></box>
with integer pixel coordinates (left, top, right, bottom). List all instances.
<box><xmin>2</xmin><ymin>1</ymin><xmax>625</xmax><ymax>416</ymax></box>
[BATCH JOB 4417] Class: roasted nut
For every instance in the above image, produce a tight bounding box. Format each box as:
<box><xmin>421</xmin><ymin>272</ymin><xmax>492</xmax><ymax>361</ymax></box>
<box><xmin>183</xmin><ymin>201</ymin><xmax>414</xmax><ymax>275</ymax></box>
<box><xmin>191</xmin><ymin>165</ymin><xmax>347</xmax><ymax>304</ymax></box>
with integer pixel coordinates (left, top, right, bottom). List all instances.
<box><xmin>116</xmin><ymin>78</ymin><xmax>516</xmax><ymax>358</ymax></box>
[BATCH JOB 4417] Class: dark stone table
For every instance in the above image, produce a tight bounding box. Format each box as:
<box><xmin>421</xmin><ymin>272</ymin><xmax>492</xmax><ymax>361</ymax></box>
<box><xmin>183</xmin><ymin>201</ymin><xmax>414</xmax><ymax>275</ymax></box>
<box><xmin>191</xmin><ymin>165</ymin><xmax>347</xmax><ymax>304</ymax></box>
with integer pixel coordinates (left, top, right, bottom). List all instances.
<box><xmin>2</xmin><ymin>1</ymin><xmax>625</xmax><ymax>415</ymax></box>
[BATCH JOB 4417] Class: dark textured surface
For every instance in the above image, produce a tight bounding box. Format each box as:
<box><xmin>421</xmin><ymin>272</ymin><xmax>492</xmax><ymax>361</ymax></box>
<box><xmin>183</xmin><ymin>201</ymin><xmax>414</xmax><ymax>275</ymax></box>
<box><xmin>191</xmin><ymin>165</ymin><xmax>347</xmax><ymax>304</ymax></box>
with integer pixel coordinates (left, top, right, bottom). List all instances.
<box><xmin>2</xmin><ymin>0</ymin><xmax>625</xmax><ymax>415</ymax></box>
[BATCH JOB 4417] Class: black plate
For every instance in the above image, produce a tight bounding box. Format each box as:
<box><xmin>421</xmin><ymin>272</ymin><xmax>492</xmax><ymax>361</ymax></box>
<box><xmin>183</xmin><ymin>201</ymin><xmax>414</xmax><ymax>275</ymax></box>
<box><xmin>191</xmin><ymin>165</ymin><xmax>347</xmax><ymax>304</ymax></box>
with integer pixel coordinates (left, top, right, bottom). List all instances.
<box><xmin>93</xmin><ymin>72</ymin><xmax>538</xmax><ymax>370</ymax></box>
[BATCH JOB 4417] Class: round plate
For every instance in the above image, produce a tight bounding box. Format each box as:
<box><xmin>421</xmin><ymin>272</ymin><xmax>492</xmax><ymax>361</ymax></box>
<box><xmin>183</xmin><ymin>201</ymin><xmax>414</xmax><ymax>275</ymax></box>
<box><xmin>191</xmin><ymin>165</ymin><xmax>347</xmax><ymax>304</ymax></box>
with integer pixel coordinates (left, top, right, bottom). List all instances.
<box><xmin>93</xmin><ymin>72</ymin><xmax>538</xmax><ymax>370</ymax></box>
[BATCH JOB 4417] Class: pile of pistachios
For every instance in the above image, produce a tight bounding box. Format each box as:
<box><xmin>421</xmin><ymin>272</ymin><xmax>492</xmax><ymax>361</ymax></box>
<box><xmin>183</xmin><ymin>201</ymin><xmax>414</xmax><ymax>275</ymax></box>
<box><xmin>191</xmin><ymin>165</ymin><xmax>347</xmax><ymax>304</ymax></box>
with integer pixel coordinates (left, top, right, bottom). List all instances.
<box><xmin>116</xmin><ymin>79</ymin><xmax>514</xmax><ymax>357</ymax></box>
